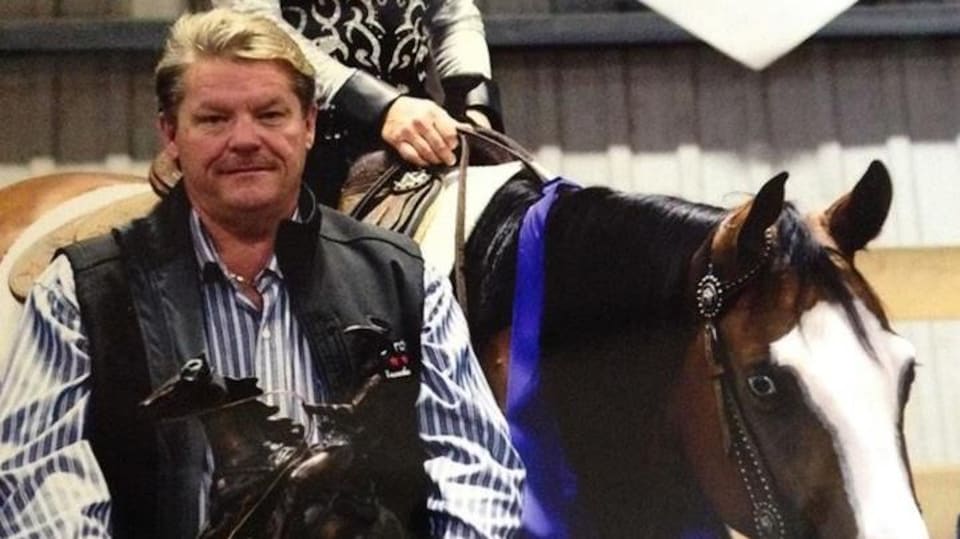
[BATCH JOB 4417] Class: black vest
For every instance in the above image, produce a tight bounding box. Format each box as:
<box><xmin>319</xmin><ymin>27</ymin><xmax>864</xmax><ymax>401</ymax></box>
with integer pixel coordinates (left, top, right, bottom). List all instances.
<box><xmin>60</xmin><ymin>186</ymin><xmax>431</xmax><ymax>537</ymax></box>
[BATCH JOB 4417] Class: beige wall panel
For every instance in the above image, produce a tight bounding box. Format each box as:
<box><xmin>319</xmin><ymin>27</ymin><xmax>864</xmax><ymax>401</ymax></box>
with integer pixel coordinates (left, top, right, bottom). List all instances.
<box><xmin>130</xmin><ymin>54</ymin><xmax>162</xmax><ymax>160</ymax></box>
<box><xmin>623</xmin><ymin>46</ymin><xmax>701</xmax><ymax>196</ymax></box>
<box><xmin>0</xmin><ymin>1</ymin><xmax>55</xmax><ymax>17</ymax></box>
<box><xmin>126</xmin><ymin>0</ymin><xmax>186</xmax><ymax>18</ymax></box>
<box><xmin>913</xmin><ymin>466</ymin><xmax>960</xmax><ymax>539</ymax></box>
<box><xmin>0</xmin><ymin>55</ymin><xmax>56</xmax><ymax>163</ymax></box>
<box><xmin>857</xmin><ymin>247</ymin><xmax>960</xmax><ymax>321</ymax></box>
<box><xmin>59</xmin><ymin>0</ymin><xmax>126</xmax><ymax>17</ymax></box>
<box><xmin>902</xmin><ymin>321</ymin><xmax>960</xmax><ymax>466</ymax></box>
<box><xmin>56</xmin><ymin>53</ymin><xmax>130</xmax><ymax>162</ymax></box>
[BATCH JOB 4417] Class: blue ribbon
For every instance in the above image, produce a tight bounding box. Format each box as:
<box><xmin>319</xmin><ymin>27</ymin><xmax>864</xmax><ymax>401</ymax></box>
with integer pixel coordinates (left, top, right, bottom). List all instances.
<box><xmin>507</xmin><ymin>177</ymin><xmax>582</xmax><ymax>538</ymax></box>
<box><xmin>505</xmin><ymin>177</ymin><xmax>726</xmax><ymax>538</ymax></box>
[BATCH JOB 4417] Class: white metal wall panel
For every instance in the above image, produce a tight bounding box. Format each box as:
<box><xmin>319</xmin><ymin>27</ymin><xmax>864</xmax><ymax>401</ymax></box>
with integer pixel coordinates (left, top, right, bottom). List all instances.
<box><xmin>498</xmin><ymin>40</ymin><xmax>960</xmax><ymax>246</ymax></box>
<box><xmin>903</xmin><ymin>321</ymin><xmax>960</xmax><ymax>465</ymax></box>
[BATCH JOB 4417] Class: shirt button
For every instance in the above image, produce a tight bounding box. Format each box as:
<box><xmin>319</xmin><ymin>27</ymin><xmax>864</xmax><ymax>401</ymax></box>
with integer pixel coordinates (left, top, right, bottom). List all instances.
<box><xmin>262</xmin><ymin>328</ymin><xmax>272</xmax><ymax>339</ymax></box>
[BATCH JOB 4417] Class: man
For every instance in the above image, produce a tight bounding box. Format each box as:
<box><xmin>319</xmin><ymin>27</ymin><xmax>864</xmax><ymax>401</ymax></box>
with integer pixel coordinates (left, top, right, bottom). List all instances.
<box><xmin>152</xmin><ymin>0</ymin><xmax>502</xmax><ymax>207</ymax></box>
<box><xmin>0</xmin><ymin>9</ymin><xmax>523</xmax><ymax>537</ymax></box>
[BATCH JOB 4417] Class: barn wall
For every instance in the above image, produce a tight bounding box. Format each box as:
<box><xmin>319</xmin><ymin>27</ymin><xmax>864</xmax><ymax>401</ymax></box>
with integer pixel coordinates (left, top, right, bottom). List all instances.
<box><xmin>0</xmin><ymin>2</ymin><xmax>957</xmax><ymax>468</ymax></box>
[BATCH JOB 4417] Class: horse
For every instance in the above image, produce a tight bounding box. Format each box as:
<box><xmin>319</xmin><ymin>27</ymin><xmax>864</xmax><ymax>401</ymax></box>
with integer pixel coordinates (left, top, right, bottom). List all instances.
<box><xmin>459</xmin><ymin>160</ymin><xmax>927</xmax><ymax>537</ymax></box>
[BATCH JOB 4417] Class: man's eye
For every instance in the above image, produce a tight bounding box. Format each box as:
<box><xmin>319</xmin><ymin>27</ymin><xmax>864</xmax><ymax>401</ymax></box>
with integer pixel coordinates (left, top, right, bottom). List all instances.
<box><xmin>259</xmin><ymin>110</ymin><xmax>287</xmax><ymax>122</ymax></box>
<box><xmin>197</xmin><ymin>115</ymin><xmax>226</xmax><ymax>125</ymax></box>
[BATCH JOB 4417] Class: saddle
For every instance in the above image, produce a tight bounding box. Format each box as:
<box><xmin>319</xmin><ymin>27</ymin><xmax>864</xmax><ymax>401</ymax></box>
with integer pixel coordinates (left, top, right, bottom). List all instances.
<box><xmin>339</xmin><ymin>126</ymin><xmax>546</xmax><ymax>238</ymax></box>
<box><xmin>339</xmin><ymin>127</ymin><xmax>548</xmax><ymax>313</ymax></box>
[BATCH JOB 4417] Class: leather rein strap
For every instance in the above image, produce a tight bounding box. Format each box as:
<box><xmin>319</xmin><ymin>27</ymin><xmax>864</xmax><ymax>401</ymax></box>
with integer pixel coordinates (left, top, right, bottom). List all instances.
<box><xmin>451</xmin><ymin>127</ymin><xmax>549</xmax><ymax>319</ymax></box>
<box><xmin>454</xmin><ymin>131</ymin><xmax>470</xmax><ymax>316</ymax></box>
<box><xmin>695</xmin><ymin>228</ymin><xmax>792</xmax><ymax>539</ymax></box>
<box><xmin>350</xmin><ymin>127</ymin><xmax>546</xmax><ymax>319</ymax></box>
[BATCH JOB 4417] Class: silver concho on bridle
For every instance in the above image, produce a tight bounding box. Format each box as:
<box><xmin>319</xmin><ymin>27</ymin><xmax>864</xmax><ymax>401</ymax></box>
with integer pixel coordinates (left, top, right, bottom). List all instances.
<box><xmin>695</xmin><ymin>228</ymin><xmax>776</xmax><ymax>321</ymax></box>
<box><xmin>696</xmin><ymin>270</ymin><xmax>724</xmax><ymax>320</ymax></box>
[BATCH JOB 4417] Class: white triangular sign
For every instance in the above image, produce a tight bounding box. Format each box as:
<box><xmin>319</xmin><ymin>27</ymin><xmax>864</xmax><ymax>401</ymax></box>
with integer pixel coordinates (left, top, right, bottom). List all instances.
<box><xmin>640</xmin><ymin>0</ymin><xmax>858</xmax><ymax>70</ymax></box>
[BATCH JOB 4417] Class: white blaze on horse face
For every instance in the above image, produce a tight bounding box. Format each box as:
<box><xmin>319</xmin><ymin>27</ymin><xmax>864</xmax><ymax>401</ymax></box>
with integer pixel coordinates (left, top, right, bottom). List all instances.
<box><xmin>769</xmin><ymin>300</ymin><xmax>928</xmax><ymax>539</ymax></box>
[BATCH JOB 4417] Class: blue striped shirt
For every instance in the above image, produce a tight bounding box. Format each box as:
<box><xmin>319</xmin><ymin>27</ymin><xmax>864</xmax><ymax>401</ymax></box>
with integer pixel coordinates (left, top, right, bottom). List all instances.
<box><xmin>0</xmin><ymin>211</ymin><xmax>524</xmax><ymax>538</ymax></box>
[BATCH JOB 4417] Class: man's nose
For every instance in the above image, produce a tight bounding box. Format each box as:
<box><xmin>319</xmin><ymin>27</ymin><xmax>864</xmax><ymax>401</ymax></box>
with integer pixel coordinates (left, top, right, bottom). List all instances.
<box><xmin>227</xmin><ymin>115</ymin><xmax>261</xmax><ymax>151</ymax></box>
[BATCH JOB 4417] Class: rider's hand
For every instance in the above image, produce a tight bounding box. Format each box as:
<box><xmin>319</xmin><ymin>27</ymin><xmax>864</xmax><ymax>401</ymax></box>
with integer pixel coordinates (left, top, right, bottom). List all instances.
<box><xmin>380</xmin><ymin>96</ymin><xmax>465</xmax><ymax>168</ymax></box>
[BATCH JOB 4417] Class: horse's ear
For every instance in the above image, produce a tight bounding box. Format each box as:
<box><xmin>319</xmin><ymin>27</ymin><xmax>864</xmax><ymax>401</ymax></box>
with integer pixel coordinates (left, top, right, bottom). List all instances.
<box><xmin>825</xmin><ymin>160</ymin><xmax>892</xmax><ymax>256</ymax></box>
<box><xmin>737</xmin><ymin>172</ymin><xmax>787</xmax><ymax>263</ymax></box>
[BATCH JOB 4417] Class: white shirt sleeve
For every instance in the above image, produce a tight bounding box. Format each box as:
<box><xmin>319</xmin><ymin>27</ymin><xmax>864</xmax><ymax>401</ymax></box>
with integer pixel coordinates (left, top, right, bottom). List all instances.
<box><xmin>416</xmin><ymin>263</ymin><xmax>524</xmax><ymax>538</ymax></box>
<box><xmin>0</xmin><ymin>255</ymin><xmax>112</xmax><ymax>537</ymax></box>
<box><xmin>426</xmin><ymin>0</ymin><xmax>493</xmax><ymax>79</ymax></box>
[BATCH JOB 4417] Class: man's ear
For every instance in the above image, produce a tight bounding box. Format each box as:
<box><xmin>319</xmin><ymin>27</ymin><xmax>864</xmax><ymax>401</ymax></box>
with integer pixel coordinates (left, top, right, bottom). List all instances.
<box><xmin>304</xmin><ymin>103</ymin><xmax>318</xmax><ymax>150</ymax></box>
<box><xmin>157</xmin><ymin>112</ymin><xmax>178</xmax><ymax>158</ymax></box>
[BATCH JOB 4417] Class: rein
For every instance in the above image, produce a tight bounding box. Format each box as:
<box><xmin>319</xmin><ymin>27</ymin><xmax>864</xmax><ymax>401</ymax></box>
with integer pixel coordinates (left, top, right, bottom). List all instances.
<box><xmin>695</xmin><ymin>228</ymin><xmax>792</xmax><ymax>539</ymax></box>
<box><xmin>346</xmin><ymin>126</ymin><xmax>548</xmax><ymax>319</ymax></box>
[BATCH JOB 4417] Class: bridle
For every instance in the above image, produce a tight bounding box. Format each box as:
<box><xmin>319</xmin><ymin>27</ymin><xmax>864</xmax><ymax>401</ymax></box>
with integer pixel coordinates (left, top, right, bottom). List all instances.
<box><xmin>695</xmin><ymin>227</ymin><xmax>795</xmax><ymax>539</ymax></box>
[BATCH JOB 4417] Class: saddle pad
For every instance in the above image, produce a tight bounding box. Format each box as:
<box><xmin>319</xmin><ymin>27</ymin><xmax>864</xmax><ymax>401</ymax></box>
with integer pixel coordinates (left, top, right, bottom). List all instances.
<box><xmin>355</xmin><ymin>170</ymin><xmax>443</xmax><ymax>238</ymax></box>
<box><xmin>0</xmin><ymin>172</ymin><xmax>143</xmax><ymax>260</ymax></box>
<box><xmin>417</xmin><ymin>161</ymin><xmax>524</xmax><ymax>276</ymax></box>
<box><xmin>0</xmin><ymin>183</ymin><xmax>154</xmax><ymax>361</ymax></box>
<box><xmin>7</xmin><ymin>185</ymin><xmax>157</xmax><ymax>303</ymax></box>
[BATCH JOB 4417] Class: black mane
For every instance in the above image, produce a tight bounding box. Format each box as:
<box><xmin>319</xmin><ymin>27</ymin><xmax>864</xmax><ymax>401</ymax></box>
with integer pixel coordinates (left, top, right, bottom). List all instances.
<box><xmin>467</xmin><ymin>174</ymin><xmax>871</xmax><ymax>352</ymax></box>
<box><xmin>775</xmin><ymin>203</ymin><xmax>876</xmax><ymax>351</ymax></box>
<box><xmin>542</xmin><ymin>187</ymin><xmax>724</xmax><ymax>340</ymax></box>
<box><xmin>465</xmin><ymin>178</ymin><xmax>726</xmax><ymax>345</ymax></box>
<box><xmin>463</xmin><ymin>170</ymin><xmax>545</xmax><ymax>347</ymax></box>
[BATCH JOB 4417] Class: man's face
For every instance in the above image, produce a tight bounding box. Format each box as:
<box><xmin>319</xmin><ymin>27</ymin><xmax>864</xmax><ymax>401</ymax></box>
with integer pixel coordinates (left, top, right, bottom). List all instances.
<box><xmin>160</xmin><ymin>57</ymin><xmax>316</xmax><ymax>226</ymax></box>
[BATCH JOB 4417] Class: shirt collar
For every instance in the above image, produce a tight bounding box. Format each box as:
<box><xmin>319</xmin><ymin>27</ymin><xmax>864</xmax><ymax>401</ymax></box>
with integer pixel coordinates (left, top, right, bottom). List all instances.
<box><xmin>189</xmin><ymin>208</ymin><xmax>303</xmax><ymax>284</ymax></box>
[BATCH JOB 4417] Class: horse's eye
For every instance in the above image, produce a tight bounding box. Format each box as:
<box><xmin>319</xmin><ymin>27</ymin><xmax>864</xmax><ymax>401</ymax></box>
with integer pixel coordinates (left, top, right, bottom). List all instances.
<box><xmin>747</xmin><ymin>374</ymin><xmax>777</xmax><ymax>398</ymax></box>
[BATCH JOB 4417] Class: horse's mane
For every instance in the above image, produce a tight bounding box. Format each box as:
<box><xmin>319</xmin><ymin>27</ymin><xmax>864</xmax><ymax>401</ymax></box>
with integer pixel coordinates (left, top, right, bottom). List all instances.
<box><xmin>776</xmin><ymin>203</ymin><xmax>876</xmax><ymax>352</ymax></box>
<box><xmin>542</xmin><ymin>188</ymin><xmax>725</xmax><ymax>341</ymax></box>
<box><xmin>539</xmin><ymin>192</ymin><xmax>874</xmax><ymax>345</ymax></box>
<box><xmin>465</xmin><ymin>180</ymin><xmax>727</xmax><ymax>347</ymax></box>
<box><xmin>463</xmin><ymin>170</ymin><xmax>545</xmax><ymax>347</ymax></box>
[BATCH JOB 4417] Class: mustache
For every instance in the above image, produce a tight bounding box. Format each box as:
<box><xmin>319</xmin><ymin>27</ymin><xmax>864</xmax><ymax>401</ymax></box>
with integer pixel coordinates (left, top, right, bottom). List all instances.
<box><xmin>215</xmin><ymin>156</ymin><xmax>277</xmax><ymax>173</ymax></box>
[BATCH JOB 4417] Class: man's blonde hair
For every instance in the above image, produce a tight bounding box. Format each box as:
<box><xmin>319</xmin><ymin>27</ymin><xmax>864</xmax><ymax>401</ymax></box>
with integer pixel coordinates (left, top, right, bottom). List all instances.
<box><xmin>155</xmin><ymin>8</ymin><xmax>316</xmax><ymax>119</ymax></box>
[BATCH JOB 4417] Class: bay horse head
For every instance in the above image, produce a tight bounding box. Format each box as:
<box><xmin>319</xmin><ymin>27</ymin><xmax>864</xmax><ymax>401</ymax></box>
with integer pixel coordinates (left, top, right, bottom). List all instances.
<box><xmin>469</xmin><ymin>160</ymin><xmax>930</xmax><ymax>537</ymax></box>
<box><xmin>673</xmin><ymin>161</ymin><xmax>926</xmax><ymax>538</ymax></box>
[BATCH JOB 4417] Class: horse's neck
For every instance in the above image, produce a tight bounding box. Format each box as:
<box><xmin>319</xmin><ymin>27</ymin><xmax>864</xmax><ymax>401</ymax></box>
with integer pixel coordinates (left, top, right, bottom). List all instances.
<box><xmin>541</xmin><ymin>328</ymin><xmax>715</xmax><ymax>536</ymax></box>
<box><xmin>537</xmin><ymin>191</ymin><xmax>725</xmax><ymax>535</ymax></box>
